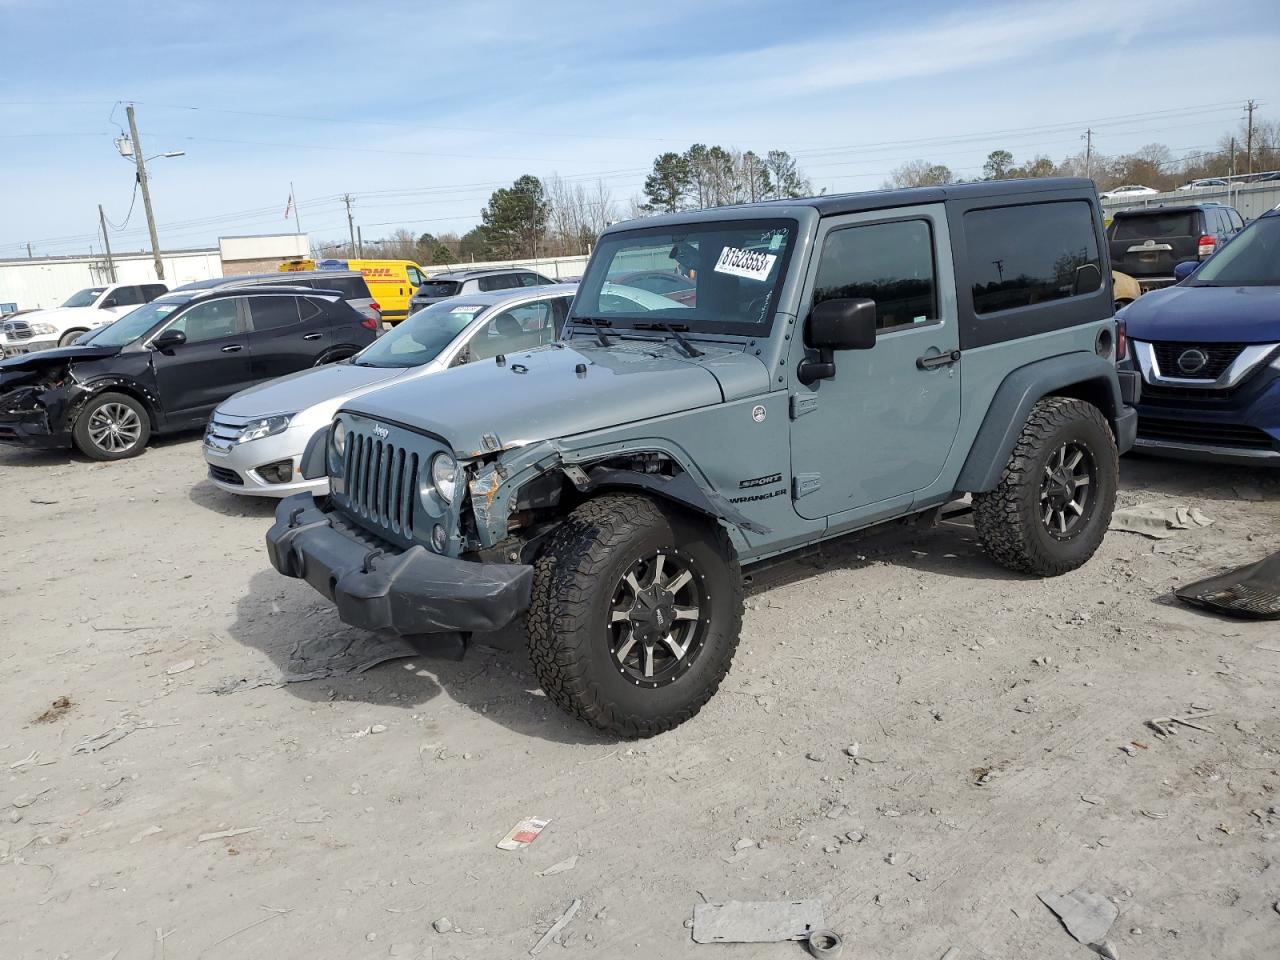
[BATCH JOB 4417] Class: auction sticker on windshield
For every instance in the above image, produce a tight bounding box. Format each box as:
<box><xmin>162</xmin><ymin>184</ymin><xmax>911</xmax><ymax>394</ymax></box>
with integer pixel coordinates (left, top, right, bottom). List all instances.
<box><xmin>714</xmin><ymin>246</ymin><xmax>777</xmax><ymax>282</ymax></box>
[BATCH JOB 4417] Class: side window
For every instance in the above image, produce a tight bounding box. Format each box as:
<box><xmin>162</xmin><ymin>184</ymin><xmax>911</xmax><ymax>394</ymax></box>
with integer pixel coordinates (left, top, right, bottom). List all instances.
<box><xmin>467</xmin><ymin>305</ymin><xmax>544</xmax><ymax>360</ymax></box>
<box><xmin>518</xmin><ymin>273</ymin><xmax>541</xmax><ymax>287</ymax></box>
<box><xmin>812</xmin><ymin>219</ymin><xmax>938</xmax><ymax>331</ymax></box>
<box><xmin>141</xmin><ymin>284</ymin><xmax>167</xmax><ymax>302</ymax></box>
<box><xmin>965</xmin><ymin>201</ymin><xmax>1101</xmax><ymax>315</ymax></box>
<box><xmin>246</xmin><ymin>296</ymin><xmax>302</xmax><ymax>331</ymax></box>
<box><xmin>477</xmin><ymin>275</ymin><xmax>496</xmax><ymax>292</ymax></box>
<box><xmin>406</xmin><ymin>266</ymin><xmax>426</xmax><ymax>286</ymax></box>
<box><xmin>112</xmin><ymin>286</ymin><xmax>145</xmax><ymax>307</ymax></box>
<box><xmin>299</xmin><ymin>298</ymin><xmax>326</xmax><ymax>323</ymax></box>
<box><xmin>167</xmin><ymin>298</ymin><xmax>243</xmax><ymax>344</ymax></box>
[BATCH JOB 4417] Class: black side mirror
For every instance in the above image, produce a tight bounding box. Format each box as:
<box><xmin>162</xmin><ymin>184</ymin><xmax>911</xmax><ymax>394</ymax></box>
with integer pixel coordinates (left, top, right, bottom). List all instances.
<box><xmin>152</xmin><ymin>329</ymin><xmax>187</xmax><ymax>351</ymax></box>
<box><xmin>798</xmin><ymin>298</ymin><xmax>877</xmax><ymax>385</ymax></box>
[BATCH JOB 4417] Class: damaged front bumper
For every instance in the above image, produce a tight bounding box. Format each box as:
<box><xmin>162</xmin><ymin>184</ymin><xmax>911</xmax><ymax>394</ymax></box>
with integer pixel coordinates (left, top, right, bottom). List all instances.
<box><xmin>265</xmin><ymin>493</ymin><xmax>534</xmax><ymax>636</ymax></box>
<box><xmin>0</xmin><ymin>391</ymin><xmax>67</xmax><ymax>448</ymax></box>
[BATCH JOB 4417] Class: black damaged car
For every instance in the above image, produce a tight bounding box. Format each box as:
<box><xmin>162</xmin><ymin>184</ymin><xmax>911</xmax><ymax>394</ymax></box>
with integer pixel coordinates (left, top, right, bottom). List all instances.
<box><xmin>0</xmin><ymin>285</ymin><xmax>378</xmax><ymax>461</ymax></box>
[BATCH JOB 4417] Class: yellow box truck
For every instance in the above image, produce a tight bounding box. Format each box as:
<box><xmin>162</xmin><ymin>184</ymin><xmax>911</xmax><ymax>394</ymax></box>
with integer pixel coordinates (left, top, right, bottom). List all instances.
<box><xmin>279</xmin><ymin>258</ymin><xmax>428</xmax><ymax>323</ymax></box>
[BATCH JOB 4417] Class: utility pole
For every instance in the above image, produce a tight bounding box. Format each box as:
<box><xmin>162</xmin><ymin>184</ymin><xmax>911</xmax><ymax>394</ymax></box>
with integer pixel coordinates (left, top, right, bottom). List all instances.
<box><xmin>1244</xmin><ymin>99</ymin><xmax>1257</xmax><ymax>176</ymax></box>
<box><xmin>357</xmin><ymin>225</ymin><xmax>364</xmax><ymax>257</ymax></box>
<box><xmin>1083</xmin><ymin>128</ymin><xmax>1094</xmax><ymax>179</ymax></box>
<box><xmin>126</xmin><ymin>103</ymin><xmax>165</xmax><ymax>281</ymax></box>
<box><xmin>1229</xmin><ymin>137</ymin><xmax>1237</xmax><ymax>178</ymax></box>
<box><xmin>289</xmin><ymin>181</ymin><xmax>303</xmax><ymax>235</ymax></box>
<box><xmin>98</xmin><ymin>204</ymin><xmax>117</xmax><ymax>282</ymax></box>
<box><xmin>26</xmin><ymin>242</ymin><xmax>32</xmax><ymax>258</ymax></box>
<box><xmin>343</xmin><ymin>195</ymin><xmax>356</xmax><ymax>255</ymax></box>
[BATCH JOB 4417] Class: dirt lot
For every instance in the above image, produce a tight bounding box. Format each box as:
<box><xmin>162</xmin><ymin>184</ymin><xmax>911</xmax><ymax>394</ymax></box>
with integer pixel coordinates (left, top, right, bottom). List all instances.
<box><xmin>2</xmin><ymin>435</ymin><xmax>1278</xmax><ymax>960</ymax></box>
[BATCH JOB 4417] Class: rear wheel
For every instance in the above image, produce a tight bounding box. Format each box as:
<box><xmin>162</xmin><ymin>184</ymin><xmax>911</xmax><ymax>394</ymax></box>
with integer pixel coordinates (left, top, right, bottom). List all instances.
<box><xmin>526</xmin><ymin>493</ymin><xmax>743</xmax><ymax>738</ymax></box>
<box><xmin>973</xmin><ymin>397</ymin><xmax>1118</xmax><ymax>576</ymax></box>
<box><xmin>72</xmin><ymin>392</ymin><xmax>151</xmax><ymax>461</ymax></box>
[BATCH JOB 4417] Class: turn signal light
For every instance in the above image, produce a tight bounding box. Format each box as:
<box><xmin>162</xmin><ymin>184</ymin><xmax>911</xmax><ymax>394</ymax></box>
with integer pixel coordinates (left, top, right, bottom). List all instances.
<box><xmin>1115</xmin><ymin>320</ymin><xmax>1127</xmax><ymax>361</ymax></box>
<box><xmin>370</xmin><ymin>301</ymin><xmax>381</xmax><ymax>312</ymax></box>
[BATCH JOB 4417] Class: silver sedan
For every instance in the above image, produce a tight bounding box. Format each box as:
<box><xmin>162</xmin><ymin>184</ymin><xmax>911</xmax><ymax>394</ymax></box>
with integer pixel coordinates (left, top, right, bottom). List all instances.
<box><xmin>202</xmin><ymin>284</ymin><xmax>576</xmax><ymax>497</ymax></box>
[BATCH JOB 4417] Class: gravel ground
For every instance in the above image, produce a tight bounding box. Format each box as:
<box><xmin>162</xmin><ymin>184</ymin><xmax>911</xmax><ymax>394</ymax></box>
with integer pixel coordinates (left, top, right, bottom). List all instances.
<box><xmin>2</xmin><ymin>435</ymin><xmax>1279</xmax><ymax>960</ymax></box>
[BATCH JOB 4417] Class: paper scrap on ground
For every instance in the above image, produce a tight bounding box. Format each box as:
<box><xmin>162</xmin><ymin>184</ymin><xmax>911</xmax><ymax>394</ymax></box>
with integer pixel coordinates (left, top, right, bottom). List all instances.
<box><xmin>1038</xmin><ymin>888</ymin><xmax>1117</xmax><ymax>944</ymax></box>
<box><xmin>198</xmin><ymin>827</ymin><xmax>260</xmax><ymax>843</ymax></box>
<box><xmin>1109</xmin><ymin>503</ymin><xmax>1214</xmax><ymax>539</ymax></box>
<box><xmin>498</xmin><ymin>816</ymin><xmax>550</xmax><ymax>850</ymax></box>
<box><xmin>536</xmin><ymin>854</ymin><xmax>578</xmax><ymax>876</ymax></box>
<box><xmin>207</xmin><ymin>633</ymin><xmax>417</xmax><ymax>694</ymax></box>
<box><xmin>692</xmin><ymin>899</ymin><xmax>825</xmax><ymax>944</ymax></box>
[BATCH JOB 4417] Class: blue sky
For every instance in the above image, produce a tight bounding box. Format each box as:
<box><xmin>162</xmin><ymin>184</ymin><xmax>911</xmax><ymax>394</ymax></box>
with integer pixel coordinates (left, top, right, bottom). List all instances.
<box><xmin>1</xmin><ymin>0</ymin><xmax>1276</xmax><ymax>257</ymax></box>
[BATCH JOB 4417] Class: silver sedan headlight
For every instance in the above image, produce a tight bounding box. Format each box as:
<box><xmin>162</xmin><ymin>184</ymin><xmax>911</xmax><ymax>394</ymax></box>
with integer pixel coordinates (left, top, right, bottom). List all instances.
<box><xmin>430</xmin><ymin>452</ymin><xmax>458</xmax><ymax>504</ymax></box>
<box><xmin>236</xmin><ymin>413</ymin><xmax>294</xmax><ymax>444</ymax></box>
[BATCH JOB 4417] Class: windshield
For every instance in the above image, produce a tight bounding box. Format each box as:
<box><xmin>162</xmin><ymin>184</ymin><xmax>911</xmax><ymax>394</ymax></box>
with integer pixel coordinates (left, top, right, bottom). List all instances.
<box><xmin>572</xmin><ymin>219</ymin><xmax>797</xmax><ymax>335</ymax></box>
<box><xmin>91</xmin><ymin>297</ymin><xmax>191</xmax><ymax>347</ymax></box>
<box><xmin>61</xmin><ymin>287</ymin><xmax>106</xmax><ymax>308</ymax></box>
<box><xmin>353</xmin><ymin>300</ymin><xmax>485</xmax><ymax>367</ymax></box>
<box><xmin>1189</xmin><ymin>216</ymin><xmax>1280</xmax><ymax>286</ymax></box>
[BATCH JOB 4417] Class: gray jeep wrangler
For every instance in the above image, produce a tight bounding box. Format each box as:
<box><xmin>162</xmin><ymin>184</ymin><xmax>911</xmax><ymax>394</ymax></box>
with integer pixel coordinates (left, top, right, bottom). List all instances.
<box><xmin>266</xmin><ymin>178</ymin><xmax>1139</xmax><ymax>738</ymax></box>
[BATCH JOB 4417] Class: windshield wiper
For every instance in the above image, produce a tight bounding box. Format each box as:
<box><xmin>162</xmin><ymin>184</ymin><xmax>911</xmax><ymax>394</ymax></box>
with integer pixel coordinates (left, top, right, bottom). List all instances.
<box><xmin>633</xmin><ymin>321</ymin><xmax>703</xmax><ymax>358</ymax></box>
<box><xmin>573</xmin><ymin>315</ymin><xmax>613</xmax><ymax>347</ymax></box>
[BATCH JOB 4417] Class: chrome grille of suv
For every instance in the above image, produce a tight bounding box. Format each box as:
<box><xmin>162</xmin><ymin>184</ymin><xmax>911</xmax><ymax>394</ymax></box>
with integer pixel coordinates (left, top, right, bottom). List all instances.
<box><xmin>341</xmin><ymin>429</ymin><xmax>419</xmax><ymax>540</ymax></box>
<box><xmin>1152</xmin><ymin>342</ymin><xmax>1244</xmax><ymax>380</ymax></box>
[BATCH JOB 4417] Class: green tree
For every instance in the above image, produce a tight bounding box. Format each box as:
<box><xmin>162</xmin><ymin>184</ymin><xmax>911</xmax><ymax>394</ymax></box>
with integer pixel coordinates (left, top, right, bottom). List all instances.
<box><xmin>886</xmin><ymin>160</ymin><xmax>954</xmax><ymax>188</ymax></box>
<box><xmin>458</xmin><ymin>226</ymin><xmax>490</xmax><ymax>261</ymax></box>
<box><xmin>642</xmin><ymin>152</ymin><xmax>692</xmax><ymax>213</ymax></box>
<box><xmin>430</xmin><ymin>244</ymin><xmax>458</xmax><ymax>266</ymax></box>
<box><xmin>983</xmin><ymin>149</ymin><xmax>1014</xmax><ymax>180</ymax></box>
<box><xmin>762</xmin><ymin>149</ymin><xmax>811</xmax><ymax>198</ymax></box>
<box><xmin>480</xmin><ymin>175</ymin><xmax>549</xmax><ymax>258</ymax></box>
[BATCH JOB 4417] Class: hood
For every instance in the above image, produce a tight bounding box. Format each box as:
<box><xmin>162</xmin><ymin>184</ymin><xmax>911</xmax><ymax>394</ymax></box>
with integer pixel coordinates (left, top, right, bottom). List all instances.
<box><xmin>0</xmin><ymin>344</ymin><xmax>121</xmax><ymax>372</ymax></box>
<box><xmin>217</xmin><ymin>360</ymin><xmax>413</xmax><ymax>419</ymax></box>
<box><xmin>346</xmin><ymin>340</ymin><xmax>769</xmax><ymax>457</ymax></box>
<box><xmin>1122</xmin><ymin>284</ymin><xmax>1280</xmax><ymax>343</ymax></box>
<box><xmin>7</xmin><ymin>306</ymin><xmax>106</xmax><ymax>328</ymax></box>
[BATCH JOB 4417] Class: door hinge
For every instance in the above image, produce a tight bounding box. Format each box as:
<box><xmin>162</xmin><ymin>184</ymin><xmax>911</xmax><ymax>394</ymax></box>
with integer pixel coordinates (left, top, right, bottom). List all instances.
<box><xmin>790</xmin><ymin>394</ymin><xmax>819</xmax><ymax>419</ymax></box>
<box><xmin>793</xmin><ymin>473</ymin><xmax>822</xmax><ymax>499</ymax></box>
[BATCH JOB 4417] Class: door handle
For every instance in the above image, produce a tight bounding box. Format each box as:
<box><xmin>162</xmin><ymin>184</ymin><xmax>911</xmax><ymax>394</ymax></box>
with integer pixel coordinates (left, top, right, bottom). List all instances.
<box><xmin>916</xmin><ymin>349</ymin><xmax>961</xmax><ymax>370</ymax></box>
<box><xmin>221</xmin><ymin>344</ymin><xmax>244</xmax><ymax>353</ymax></box>
<box><xmin>302</xmin><ymin>333</ymin><xmax>323</xmax><ymax>341</ymax></box>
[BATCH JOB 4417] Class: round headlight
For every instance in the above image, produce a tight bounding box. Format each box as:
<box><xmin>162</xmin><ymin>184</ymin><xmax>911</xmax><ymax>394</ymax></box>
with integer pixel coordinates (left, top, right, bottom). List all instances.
<box><xmin>430</xmin><ymin>452</ymin><xmax>458</xmax><ymax>504</ymax></box>
<box><xmin>332</xmin><ymin>420</ymin><xmax>346</xmax><ymax>456</ymax></box>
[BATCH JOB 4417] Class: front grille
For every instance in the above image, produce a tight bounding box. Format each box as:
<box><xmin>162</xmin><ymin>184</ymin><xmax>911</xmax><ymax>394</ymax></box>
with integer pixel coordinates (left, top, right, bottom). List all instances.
<box><xmin>1152</xmin><ymin>342</ymin><xmax>1244</xmax><ymax>380</ymax></box>
<box><xmin>340</xmin><ymin>429</ymin><xmax>420</xmax><ymax>539</ymax></box>
<box><xmin>209</xmin><ymin>464</ymin><xmax>244</xmax><ymax>485</ymax></box>
<box><xmin>1138</xmin><ymin>416</ymin><xmax>1277</xmax><ymax>450</ymax></box>
<box><xmin>206</xmin><ymin>415</ymin><xmax>243</xmax><ymax>443</ymax></box>
<box><xmin>2</xmin><ymin>321</ymin><xmax>33</xmax><ymax>341</ymax></box>
<box><xmin>1141</xmin><ymin>383</ymin><xmax>1235</xmax><ymax>402</ymax></box>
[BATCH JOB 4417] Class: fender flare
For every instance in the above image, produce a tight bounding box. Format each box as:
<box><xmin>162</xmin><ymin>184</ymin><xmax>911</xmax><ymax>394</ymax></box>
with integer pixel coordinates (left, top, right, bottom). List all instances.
<box><xmin>954</xmin><ymin>352</ymin><xmax>1123</xmax><ymax>494</ymax></box>
<box><xmin>584</xmin><ymin>466</ymin><xmax>771</xmax><ymax>536</ymax></box>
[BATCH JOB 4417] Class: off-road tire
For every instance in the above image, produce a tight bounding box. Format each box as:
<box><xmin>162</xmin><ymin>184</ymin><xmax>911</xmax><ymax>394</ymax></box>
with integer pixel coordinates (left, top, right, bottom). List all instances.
<box><xmin>72</xmin><ymin>392</ymin><xmax>151</xmax><ymax>461</ymax></box>
<box><xmin>58</xmin><ymin>329</ymin><xmax>88</xmax><ymax>347</ymax></box>
<box><xmin>526</xmin><ymin>493</ymin><xmax>743</xmax><ymax>738</ymax></box>
<box><xmin>973</xmin><ymin>397</ymin><xmax>1118</xmax><ymax>577</ymax></box>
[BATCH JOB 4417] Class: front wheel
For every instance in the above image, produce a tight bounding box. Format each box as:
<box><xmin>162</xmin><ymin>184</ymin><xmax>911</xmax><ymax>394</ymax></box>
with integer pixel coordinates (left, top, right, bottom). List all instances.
<box><xmin>526</xmin><ymin>493</ymin><xmax>743</xmax><ymax>738</ymax></box>
<box><xmin>72</xmin><ymin>392</ymin><xmax>151</xmax><ymax>461</ymax></box>
<box><xmin>59</xmin><ymin>329</ymin><xmax>88</xmax><ymax>347</ymax></box>
<box><xmin>973</xmin><ymin>397</ymin><xmax>1118</xmax><ymax>577</ymax></box>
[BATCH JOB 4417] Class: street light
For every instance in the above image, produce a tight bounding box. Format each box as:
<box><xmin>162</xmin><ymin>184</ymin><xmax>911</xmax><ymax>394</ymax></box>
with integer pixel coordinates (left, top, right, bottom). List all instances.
<box><xmin>147</xmin><ymin>150</ymin><xmax>186</xmax><ymax>161</ymax></box>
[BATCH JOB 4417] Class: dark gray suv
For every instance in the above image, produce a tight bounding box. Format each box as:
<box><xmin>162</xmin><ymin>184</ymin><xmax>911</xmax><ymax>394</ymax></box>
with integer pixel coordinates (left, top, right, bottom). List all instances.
<box><xmin>408</xmin><ymin>268</ymin><xmax>556</xmax><ymax>313</ymax></box>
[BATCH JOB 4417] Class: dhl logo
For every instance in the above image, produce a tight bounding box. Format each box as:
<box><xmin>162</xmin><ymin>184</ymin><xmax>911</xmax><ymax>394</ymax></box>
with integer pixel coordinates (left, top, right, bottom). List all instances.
<box><xmin>362</xmin><ymin>267</ymin><xmax>396</xmax><ymax>278</ymax></box>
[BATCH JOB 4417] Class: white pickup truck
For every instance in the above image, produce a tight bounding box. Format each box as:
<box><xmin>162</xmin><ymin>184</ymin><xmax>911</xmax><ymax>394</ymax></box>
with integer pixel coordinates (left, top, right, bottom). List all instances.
<box><xmin>0</xmin><ymin>281</ymin><xmax>169</xmax><ymax>356</ymax></box>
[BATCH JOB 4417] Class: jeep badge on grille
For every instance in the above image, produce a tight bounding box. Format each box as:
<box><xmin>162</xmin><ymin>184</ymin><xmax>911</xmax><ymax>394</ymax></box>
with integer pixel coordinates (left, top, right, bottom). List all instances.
<box><xmin>373</xmin><ymin>424</ymin><xmax>390</xmax><ymax>439</ymax></box>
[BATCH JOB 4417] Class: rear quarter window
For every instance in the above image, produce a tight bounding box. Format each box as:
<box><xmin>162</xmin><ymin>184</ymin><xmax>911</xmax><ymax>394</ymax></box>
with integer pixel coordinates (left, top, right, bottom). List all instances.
<box><xmin>965</xmin><ymin>200</ymin><xmax>1102</xmax><ymax>315</ymax></box>
<box><xmin>318</xmin><ymin>276</ymin><xmax>371</xmax><ymax>299</ymax></box>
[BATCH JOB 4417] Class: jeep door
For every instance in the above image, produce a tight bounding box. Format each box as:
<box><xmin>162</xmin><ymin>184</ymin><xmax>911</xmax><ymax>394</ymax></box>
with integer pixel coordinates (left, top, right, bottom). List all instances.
<box><xmin>150</xmin><ymin>297</ymin><xmax>254</xmax><ymax>426</ymax></box>
<box><xmin>788</xmin><ymin>205</ymin><xmax>961</xmax><ymax>522</ymax></box>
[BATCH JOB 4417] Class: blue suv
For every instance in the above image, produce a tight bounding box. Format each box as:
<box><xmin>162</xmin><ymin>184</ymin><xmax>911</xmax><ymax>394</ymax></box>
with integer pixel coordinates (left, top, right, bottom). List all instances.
<box><xmin>1120</xmin><ymin>207</ymin><xmax>1280</xmax><ymax>465</ymax></box>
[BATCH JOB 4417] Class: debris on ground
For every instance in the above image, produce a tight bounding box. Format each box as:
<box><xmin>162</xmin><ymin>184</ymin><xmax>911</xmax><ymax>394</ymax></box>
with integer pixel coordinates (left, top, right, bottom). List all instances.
<box><xmin>1146</xmin><ymin>709</ymin><xmax>1216</xmax><ymax>737</ymax></box>
<box><xmin>536</xmin><ymin>854</ymin><xmax>579</xmax><ymax>877</ymax></box>
<box><xmin>692</xmin><ymin>899</ymin><xmax>825</xmax><ymax>944</ymax></box>
<box><xmin>498</xmin><ymin>816</ymin><xmax>550</xmax><ymax>850</ymax></box>
<box><xmin>72</xmin><ymin>722</ymin><xmax>138</xmax><ymax>754</ymax></box>
<box><xmin>34</xmin><ymin>696</ymin><xmax>73</xmax><ymax>724</ymax></box>
<box><xmin>130</xmin><ymin>825</ymin><xmax>163</xmax><ymax>844</ymax></box>
<box><xmin>529</xmin><ymin>898</ymin><xmax>580</xmax><ymax>955</ymax></box>
<box><xmin>165</xmin><ymin>659</ymin><xmax>196</xmax><ymax>675</ymax></box>
<box><xmin>1109</xmin><ymin>503</ymin><xmax>1214</xmax><ymax>539</ymax></box>
<box><xmin>197</xmin><ymin>826</ymin><xmax>260</xmax><ymax>843</ymax></box>
<box><xmin>1175</xmin><ymin>550</ymin><xmax>1280</xmax><ymax>620</ymax></box>
<box><xmin>1038</xmin><ymin>888</ymin><xmax>1118</xmax><ymax>945</ymax></box>
<box><xmin>432</xmin><ymin>917</ymin><xmax>453</xmax><ymax>934</ymax></box>
<box><xmin>806</xmin><ymin>928</ymin><xmax>844</xmax><ymax>958</ymax></box>
<box><xmin>1091</xmin><ymin>941</ymin><xmax>1120</xmax><ymax>960</ymax></box>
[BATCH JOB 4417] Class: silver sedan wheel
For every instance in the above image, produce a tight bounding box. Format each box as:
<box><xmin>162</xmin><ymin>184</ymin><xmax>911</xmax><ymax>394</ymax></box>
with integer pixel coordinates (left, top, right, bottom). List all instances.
<box><xmin>87</xmin><ymin>402</ymin><xmax>143</xmax><ymax>454</ymax></box>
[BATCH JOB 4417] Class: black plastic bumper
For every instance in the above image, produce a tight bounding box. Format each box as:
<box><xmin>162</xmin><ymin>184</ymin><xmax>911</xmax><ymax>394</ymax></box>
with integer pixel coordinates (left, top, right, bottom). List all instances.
<box><xmin>265</xmin><ymin>494</ymin><xmax>534</xmax><ymax>635</ymax></box>
<box><xmin>1115</xmin><ymin>406</ymin><xmax>1138</xmax><ymax>455</ymax></box>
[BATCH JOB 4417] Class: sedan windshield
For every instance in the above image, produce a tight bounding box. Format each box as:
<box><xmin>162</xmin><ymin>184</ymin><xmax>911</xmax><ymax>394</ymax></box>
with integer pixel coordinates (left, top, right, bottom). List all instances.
<box><xmin>571</xmin><ymin>219</ymin><xmax>797</xmax><ymax>335</ymax></box>
<box><xmin>1190</xmin><ymin>217</ymin><xmax>1280</xmax><ymax>286</ymax></box>
<box><xmin>62</xmin><ymin>287</ymin><xmax>106</xmax><ymax>308</ymax></box>
<box><xmin>91</xmin><ymin>297</ymin><xmax>191</xmax><ymax>347</ymax></box>
<box><xmin>353</xmin><ymin>300</ymin><xmax>486</xmax><ymax>367</ymax></box>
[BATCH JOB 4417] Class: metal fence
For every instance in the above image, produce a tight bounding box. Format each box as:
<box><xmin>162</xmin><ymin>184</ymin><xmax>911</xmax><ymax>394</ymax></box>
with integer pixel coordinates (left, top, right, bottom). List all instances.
<box><xmin>1101</xmin><ymin>181</ymin><xmax>1280</xmax><ymax>220</ymax></box>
